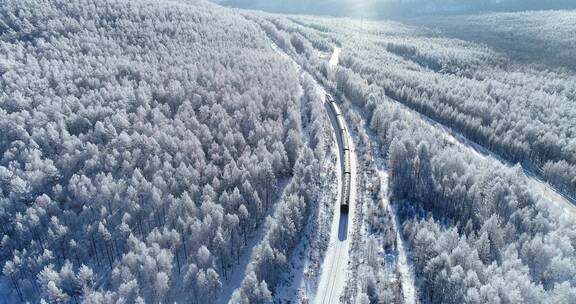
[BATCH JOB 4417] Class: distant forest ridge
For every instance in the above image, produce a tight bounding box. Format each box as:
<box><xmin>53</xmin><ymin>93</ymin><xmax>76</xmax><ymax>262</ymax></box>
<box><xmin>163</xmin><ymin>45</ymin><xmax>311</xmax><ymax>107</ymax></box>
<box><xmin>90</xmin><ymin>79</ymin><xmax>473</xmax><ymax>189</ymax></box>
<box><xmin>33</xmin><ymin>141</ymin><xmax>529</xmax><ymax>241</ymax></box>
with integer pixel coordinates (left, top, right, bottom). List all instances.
<box><xmin>218</xmin><ymin>0</ymin><xmax>576</xmax><ymax>18</ymax></box>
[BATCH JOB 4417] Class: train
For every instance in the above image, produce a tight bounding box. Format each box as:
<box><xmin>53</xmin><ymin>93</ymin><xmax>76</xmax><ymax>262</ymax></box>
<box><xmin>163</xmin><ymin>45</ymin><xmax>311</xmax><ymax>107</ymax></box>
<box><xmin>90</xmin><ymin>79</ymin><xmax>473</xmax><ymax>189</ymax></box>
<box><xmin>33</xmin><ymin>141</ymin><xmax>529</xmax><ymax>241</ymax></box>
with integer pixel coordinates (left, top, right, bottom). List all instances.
<box><xmin>327</xmin><ymin>94</ymin><xmax>351</xmax><ymax>213</ymax></box>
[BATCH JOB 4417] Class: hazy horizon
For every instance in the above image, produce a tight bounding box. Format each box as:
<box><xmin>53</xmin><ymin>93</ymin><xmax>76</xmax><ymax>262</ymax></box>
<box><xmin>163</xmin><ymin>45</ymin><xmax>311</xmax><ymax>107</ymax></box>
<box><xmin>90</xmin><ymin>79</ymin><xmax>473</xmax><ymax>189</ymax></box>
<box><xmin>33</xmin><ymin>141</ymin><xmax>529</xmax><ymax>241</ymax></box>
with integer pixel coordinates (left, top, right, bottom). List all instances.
<box><xmin>216</xmin><ymin>0</ymin><xmax>576</xmax><ymax>18</ymax></box>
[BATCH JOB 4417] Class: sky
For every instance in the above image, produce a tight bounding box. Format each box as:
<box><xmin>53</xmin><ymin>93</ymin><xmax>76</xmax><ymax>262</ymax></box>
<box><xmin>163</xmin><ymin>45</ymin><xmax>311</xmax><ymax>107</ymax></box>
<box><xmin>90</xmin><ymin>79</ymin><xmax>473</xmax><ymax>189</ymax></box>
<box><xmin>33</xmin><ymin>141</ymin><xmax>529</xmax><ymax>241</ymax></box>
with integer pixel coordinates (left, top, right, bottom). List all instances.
<box><xmin>217</xmin><ymin>0</ymin><xmax>576</xmax><ymax>18</ymax></box>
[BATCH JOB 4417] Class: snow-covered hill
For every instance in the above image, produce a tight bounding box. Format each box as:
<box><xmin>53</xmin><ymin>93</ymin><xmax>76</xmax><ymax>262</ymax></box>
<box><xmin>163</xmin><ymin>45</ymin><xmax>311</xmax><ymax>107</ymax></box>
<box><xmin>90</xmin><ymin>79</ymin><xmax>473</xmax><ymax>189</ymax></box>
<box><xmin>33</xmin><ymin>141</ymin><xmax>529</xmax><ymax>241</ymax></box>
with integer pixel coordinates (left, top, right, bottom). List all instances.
<box><xmin>0</xmin><ymin>0</ymin><xmax>314</xmax><ymax>302</ymax></box>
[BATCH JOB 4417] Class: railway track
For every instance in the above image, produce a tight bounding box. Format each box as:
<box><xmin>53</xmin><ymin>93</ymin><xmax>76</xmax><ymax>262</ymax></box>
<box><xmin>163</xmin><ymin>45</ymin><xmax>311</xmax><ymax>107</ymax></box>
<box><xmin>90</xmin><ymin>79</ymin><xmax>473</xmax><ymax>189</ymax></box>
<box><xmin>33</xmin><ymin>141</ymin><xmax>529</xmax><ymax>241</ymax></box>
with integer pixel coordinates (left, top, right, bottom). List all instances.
<box><xmin>267</xmin><ymin>39</ymin><xmax>354</xmax><ymax>303</ymax></box>
<box><xmin>315</xmin><ymin>91</ymin><xmax>356</xmax><ymax>304</ymax></box>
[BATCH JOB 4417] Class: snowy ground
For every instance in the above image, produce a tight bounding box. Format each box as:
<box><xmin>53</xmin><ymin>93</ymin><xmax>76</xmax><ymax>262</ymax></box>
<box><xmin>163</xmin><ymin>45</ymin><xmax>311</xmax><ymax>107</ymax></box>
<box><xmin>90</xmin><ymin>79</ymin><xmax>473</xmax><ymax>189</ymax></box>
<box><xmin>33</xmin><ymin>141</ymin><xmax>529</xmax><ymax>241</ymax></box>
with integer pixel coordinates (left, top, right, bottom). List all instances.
<box><xmin>0</xmin><ymin>281</ymin><xmax>10</xmax><ymax>304</ymax></box>
<box><xmin>390</xmin><ymin>198</ymin><xmax>417</xmax><ymax>303</ymax></box>
<box><xmin>329</xmin><ymin>47</ymin><xmax>341</xmax><ymax>69</ymax></box>
<box><xmin>526</xmin><ymin>177</ymin><xmax>576</xmax><ymax>214</ymax></box>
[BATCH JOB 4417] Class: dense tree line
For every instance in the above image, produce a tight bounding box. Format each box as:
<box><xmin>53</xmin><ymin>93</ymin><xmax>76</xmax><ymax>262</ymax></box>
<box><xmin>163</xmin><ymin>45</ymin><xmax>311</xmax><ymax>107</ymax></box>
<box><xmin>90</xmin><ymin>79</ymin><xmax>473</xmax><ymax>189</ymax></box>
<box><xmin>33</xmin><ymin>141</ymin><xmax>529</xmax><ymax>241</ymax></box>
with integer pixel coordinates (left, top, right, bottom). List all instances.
<box><xmin>372</xmin><ymin>97</ymin><xmax>576</xmax><ymax>303</ymax></box>
<box><xmin>0</xmin><ymin>0</ymin><xmax>309</xmax><ymax>302</ymax></box>
<box><xmin>230</xmin><ymin>74</ymin><xmax>331</xmax><ymax>303</ymax></box>
<box><xmin>245</xmin><ymin>14</ymin><xmax>341</xmax><ymax>91</ymax></box>
<box><xmin>339</xmin><ymin>24</ymin><xmax>576</xmax><ymax>198</ymax></box>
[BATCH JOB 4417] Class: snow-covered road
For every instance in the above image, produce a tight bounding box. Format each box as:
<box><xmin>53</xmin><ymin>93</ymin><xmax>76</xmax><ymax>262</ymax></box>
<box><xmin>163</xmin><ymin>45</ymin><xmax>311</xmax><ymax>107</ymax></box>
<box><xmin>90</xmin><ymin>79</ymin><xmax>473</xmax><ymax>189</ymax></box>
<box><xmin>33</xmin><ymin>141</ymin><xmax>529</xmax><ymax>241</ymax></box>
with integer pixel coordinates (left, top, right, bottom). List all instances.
<box><xmin>378</xmin><ymin>171</ymin><xmax>417</xmax><ymax>304</ymax></box>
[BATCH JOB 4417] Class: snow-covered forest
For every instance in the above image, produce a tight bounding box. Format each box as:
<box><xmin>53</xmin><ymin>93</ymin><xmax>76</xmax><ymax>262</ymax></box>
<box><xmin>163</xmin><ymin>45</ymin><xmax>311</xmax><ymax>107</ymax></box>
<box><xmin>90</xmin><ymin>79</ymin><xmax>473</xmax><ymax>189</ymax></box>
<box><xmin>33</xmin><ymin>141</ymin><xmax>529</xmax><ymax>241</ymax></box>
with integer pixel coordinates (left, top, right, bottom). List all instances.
<box><xmin>411</xmin><ymin>10</ymin><xmax>576</xmax><ymax>71</ymax></box>
<box><xmin>0</xmin><ymin>0</ymin><xmax>319</xmax><ymax>302</ymax></box>
<box><xmin>332</xmin><ymin>20</ymin><xmax>576</xmax><ymax>199</ymax></box>
<box><xmin>2</xmin><ymin>0</ymin><xmax>576</xmax><ymax>303</ymax></box>
<box><xmin>246</xmin><ymin>9</ymin><xmax>576</xmax><ymax>303</ymax></box>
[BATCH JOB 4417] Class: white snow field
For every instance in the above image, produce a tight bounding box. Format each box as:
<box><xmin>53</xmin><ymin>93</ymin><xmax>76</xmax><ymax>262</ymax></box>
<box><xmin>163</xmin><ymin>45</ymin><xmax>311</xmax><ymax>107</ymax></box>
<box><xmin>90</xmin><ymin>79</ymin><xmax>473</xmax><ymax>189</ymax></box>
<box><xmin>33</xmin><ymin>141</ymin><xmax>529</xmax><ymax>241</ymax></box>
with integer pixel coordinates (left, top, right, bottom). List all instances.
<box><xmin>329</xmin><ymin>47</ymin><xmax>341</xmax><ymax>69</ymax></box>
